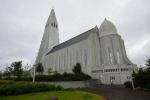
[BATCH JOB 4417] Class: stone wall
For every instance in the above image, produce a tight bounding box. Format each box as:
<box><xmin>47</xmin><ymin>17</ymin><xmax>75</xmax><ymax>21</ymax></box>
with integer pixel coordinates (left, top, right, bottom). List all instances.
<box><xmin>40</xmin><ymin>81</ymin><xmax>93</xmax><ymax>88</ymax></box>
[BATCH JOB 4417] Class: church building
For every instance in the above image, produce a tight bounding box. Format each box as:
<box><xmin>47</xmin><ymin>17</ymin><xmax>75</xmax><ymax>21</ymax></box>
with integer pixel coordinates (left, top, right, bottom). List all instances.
<box><xmin>33</xmin><ymin>9</ymin><xmax>138</xmax><ymax>84</ymax></box>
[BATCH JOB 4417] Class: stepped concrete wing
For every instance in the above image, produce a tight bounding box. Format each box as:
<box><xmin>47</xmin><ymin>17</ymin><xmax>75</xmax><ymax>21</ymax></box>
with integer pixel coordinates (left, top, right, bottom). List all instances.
<box><xmin>99</xmin><ymin>18</ymin><xmax>118</xmax><ymax>37</ymax></box>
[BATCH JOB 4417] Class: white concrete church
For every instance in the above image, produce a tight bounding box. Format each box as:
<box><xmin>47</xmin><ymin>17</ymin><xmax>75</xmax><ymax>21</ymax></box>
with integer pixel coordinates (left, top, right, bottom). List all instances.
<box><xmin>32</xmin><ymin>9</ymin><xmax>138</xmax><ymax>84</ymax></box>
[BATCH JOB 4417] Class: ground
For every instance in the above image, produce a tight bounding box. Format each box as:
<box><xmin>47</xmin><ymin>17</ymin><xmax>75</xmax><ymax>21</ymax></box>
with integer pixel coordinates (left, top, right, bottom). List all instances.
<box><xmin>0</xmin><ymin>91</ymin><xmax>105</xmax><ymax>100</ymax></box>
<box><xmin>80</xmin><ymin>85</ymin><xmax>150</xmax><ymax>100</ymax></box>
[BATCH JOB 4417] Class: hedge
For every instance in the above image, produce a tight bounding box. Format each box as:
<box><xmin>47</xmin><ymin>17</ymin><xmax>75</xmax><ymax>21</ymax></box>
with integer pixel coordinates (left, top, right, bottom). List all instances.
<box><xmin>35</xmin><ymin>73</ymin><xmax>91</xmax><ymax>82</ymax></box>
<box><xmin>0</xmin><ymin>83</ymin><xmax>63</xmax><ymax>96</ymax></box>
<box><xmin>0</xmin><ymin>80</ymin><xmax>14</xmax><ymax>86</ymax></box>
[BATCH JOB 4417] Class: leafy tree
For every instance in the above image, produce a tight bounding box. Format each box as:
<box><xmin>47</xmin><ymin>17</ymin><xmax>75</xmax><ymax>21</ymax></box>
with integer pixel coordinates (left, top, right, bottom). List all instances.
<box><xmin>36</xmin><ymin>63</ymin><xmax>44</xmax><ymax>75</ymax></box>
<box><xmin>22</xmin><ymin>64</ymin><xmax>31</xmax><ymax>77</ymax></box>
<box><xmin>72</xmin><ymin>62</ymin><xmax>91</xmax><ymax>80</ymax></box>
<box><xmin>48</xmin><ymin>68</ymin><xmax>52</xmax><ymax>75</ymax></box>
<box><xmin>0</xmin><ymin>71</ymin><xmax>2</xmax><ymax>79</ymax></box>
<box><xmin>53</xmin><ymin>71</ymin><xmax>59</xmax><ymax>75</ymax></box>
<box><xmin>3</xmin><ymin>65</ymin><xmax>13</xmax><ymax>78</ymax></box>
<box><xmin>132</xmin><ymin>57</ymin><xmax>150</xmax><ymax>89</ymax></box>
<box><xmin>72</xmin><ymin>62</ymin><xmax>82</xmax><ymax>74</ymax></box>
<box><xmin>145</xmin><ymin>58</ymin><xmax>150</xmax><ymax>72</ymax></box>
<box><xmin>11</xmin><ymin>61</ymin><xmax>23</xmax><ymax>79</ymax></box>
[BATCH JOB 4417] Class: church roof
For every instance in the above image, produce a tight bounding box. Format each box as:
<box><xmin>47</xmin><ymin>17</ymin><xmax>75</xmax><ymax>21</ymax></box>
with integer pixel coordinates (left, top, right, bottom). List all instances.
<box><xmin>47</xmin><ymin>27</ymin><xmax>97</xmax><ymax>54</ymax></box>
<box><xmin>99</xmin><ymin>18</ymin><xmax>118</xmax><ymax>37</ymax></box>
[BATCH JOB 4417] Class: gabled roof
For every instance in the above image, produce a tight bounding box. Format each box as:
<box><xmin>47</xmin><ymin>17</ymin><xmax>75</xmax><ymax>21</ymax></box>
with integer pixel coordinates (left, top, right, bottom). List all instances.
<box><xmin>47</xmin><ymin>27</ymin><xmax>97</xmax><ymax>55</ymax></box>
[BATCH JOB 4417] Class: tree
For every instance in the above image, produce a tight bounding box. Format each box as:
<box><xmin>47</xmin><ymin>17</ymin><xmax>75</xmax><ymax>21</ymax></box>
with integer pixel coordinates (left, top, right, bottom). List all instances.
<box><xmin>0</xmin><ymin>71</ymin><xmax>2</xmax><ymax>79</ymax></box>
<box><xmin>145</xmin><ymin>58</ymin><xmax>150</xmax><ymax>72</ymax></box>
<box><xmin>3</xmin><ymin>65</ymin><xmax>13</xmax><ymax>78</ymax></box>
<box><xmin>11</xmin><ymin>61</ymin><xmax>23</xmax><ymax>79</ymax></box>
<box><xmin>132</xmin><ymin>57</ymin><xmax>150</xmax><ymax>89</ymax></box>
<box><xmin>22</xmin><ymin>64</ymin><xmax>31</xmax><ymax>77</ymax></box>
<box><xmin>36</xmin><ymin>63</ymin><xmax>44</xmax><ymax>75</ymax></box>
<box><xmin>72</xmin><ymin>62</ymin><xmax>82</xmax><ymax>74</ymax></box>
<box><xmin>48</xmin><ymin>68</ymin><xmax>52</xmax><ymax>75</ymax></box>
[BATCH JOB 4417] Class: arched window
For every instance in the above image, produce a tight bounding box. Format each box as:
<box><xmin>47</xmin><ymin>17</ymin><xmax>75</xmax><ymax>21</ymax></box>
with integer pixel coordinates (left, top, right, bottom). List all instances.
<box><xmin>51</xmin><ymin>23</ymin><xmax>53</xmax><ymax>27</ymax></box>
<box><xmin>51</xmin><ymin>22</ymin><xmax>58</xmax><ymax>28</ymax></box>
<box><xmin>56</xmin><ymin>24</ymin><xmax>58</xmax><ymax>28</ymax></box>
<box><xmin>54</xmin><ymin>23</ymin><xmax>55</xmax><ymax>27</ymax></box>
<box><xmin>46</xmin><ymin>23</ymin><xmax>49</xmax><ymax>27</ymax></box>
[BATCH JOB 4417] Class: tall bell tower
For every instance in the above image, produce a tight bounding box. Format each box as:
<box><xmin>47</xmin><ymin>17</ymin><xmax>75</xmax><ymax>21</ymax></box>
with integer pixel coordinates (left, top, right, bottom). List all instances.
<box><xmin>35</xmin><ymin>9</ymin><xmax>59</xmax><ymax>65</ymax></box>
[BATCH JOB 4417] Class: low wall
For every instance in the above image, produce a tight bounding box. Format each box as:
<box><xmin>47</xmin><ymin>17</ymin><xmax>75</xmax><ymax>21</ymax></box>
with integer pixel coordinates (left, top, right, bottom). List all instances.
<box><xmin>40</xmin><ymin>81</ymin><xmax>92</xmax><ymax>88</ymax></box>
<box><xmin>39</xmin><ymin>79</ymin><xmax>100</xmax><ymax>88</ymax></box>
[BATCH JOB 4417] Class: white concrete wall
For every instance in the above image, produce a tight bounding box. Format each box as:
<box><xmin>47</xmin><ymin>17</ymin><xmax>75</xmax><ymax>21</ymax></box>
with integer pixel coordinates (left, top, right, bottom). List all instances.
<box><xmin>41</xmin><ymin>81</ymin><xmax>90</xmax><ymax>88</ymax></box>
<box><xmin>45</xmin><ymin>39</ymin><xmax>89</xmax><ymax>74</ymax></box>
<box><xmin>92</xmin><ymin>64</ymin><xmax>137</xmax><ymax>84</ymax></box>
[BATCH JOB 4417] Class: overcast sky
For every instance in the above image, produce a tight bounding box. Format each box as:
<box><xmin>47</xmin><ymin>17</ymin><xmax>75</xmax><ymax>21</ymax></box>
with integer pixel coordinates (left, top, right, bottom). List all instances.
<box><xmin>0</xmin><ymin>0</ymin><xmax>150</xmax><ymax>70</ymax></box>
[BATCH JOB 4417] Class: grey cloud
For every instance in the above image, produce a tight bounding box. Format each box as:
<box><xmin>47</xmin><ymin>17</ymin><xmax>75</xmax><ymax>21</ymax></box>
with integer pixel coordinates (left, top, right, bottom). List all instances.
<box><xmin>0</xmin><ymin>0</ymin><xmax>150</xmax><ymax>71</ymax></box>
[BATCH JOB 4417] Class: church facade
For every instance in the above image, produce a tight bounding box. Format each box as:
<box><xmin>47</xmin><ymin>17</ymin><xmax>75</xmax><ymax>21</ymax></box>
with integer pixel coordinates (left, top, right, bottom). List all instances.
<box><xmin>33</xmin><ymin>9</ymin><xmax>138</xmax><ymax>84</ymax></box>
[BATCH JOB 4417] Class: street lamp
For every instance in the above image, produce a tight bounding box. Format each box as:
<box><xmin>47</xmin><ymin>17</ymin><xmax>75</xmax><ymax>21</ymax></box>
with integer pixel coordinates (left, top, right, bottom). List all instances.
<box><xmin>131</xmin><ymin>76</ymin><xmax>135</xmax><ymax>90</ymax></box>
<box><xmin>32</xmin><ymin>65</ymin><xmax>36</xmax><ymax>83</ymax></box>
<box><xmin>100</xmin><ymin>75</ymin><xmax>104</xmax><ymax>84</ymax></box>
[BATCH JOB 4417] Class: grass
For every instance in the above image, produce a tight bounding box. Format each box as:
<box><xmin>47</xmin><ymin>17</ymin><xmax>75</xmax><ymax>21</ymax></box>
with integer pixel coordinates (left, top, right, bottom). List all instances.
<box><xmin>0</xmin><ymin>90</ymin><xmax>105</xmax><ymax>100</ymax></box>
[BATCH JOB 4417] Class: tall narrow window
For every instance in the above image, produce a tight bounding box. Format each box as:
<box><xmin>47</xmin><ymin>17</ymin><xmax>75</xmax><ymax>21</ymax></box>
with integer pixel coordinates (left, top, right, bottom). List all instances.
<box><xmin>100</xmin><ymin>50</ymin><xmax>103</xmax><ymax>65</ymax></box>
<box><xmin>64</xmin><ymin>52</ymin><xmax>66</xmax><ymax>70</ymax></box>
<box><xmin>84</xmin><ymin>49</ymin><xmax>87</xmax><ymax>66</ymax></box>
<box><xmin>108</xmin><ymin>48</ymin><xmax>113</xmax><ymax>64</ymax></box>
<box><xmin>117</xmin><ymin>51</ymin><xmax>120</xmax><ymax>64</ymax></box>
<box><xmin>58</xmin><ymin>54</ymin><xmax>60</xmax><ymax>70</ymax></box>
<box><xmin>46</xmin><ymin>22</ymin><xmax>49</xmax><ymax>27</ymax></box>
<box><xmin>70</xmin><ymin>52</ymin><xmax>72</xmax><ymax>67</ymax></box>
<box><xmin>76</xmin><ymin>51</ymin><xmax>78</xmax><ymax>62</ymax></box>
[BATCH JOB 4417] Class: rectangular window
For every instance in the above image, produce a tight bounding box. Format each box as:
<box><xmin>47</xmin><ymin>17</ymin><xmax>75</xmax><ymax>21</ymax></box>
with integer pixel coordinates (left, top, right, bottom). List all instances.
<box><xmin>110</xmin><ymin>76</ymin><xmax>115</xmax><ymax>80</ymax></box>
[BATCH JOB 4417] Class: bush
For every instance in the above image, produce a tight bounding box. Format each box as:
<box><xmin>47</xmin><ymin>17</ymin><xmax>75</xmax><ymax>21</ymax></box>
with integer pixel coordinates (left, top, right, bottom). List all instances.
<box><xmin>132</xmin><ymin>58</ymin><xmax>150</xmax><ymax>89</ymax></box>
<box><xmin>0</xmin><ymin>83</ymin><xmax>63</xmax><ymax>96</ymax></box>
<box><xmin>124</xmin><ymin>81</ymin><xmax>132</xmax><ymax>88</ymax></box>
<box><xmin>17</xmin><ymin>77</ymin><xmax>32</xmax><ymax>81</ymax></box>
<box><xmin>0</xmin><ymin>80</ymin><xmax>14</xmax><ymax>86</ymax></box>
<box><xmin>35</xmin><ymin>75</ymin><xmax>50</xmax><ymax>81</ymax></box>
<box><xmin>34</xmin><ymin>72</ymin><xmax>91</xmax><ymax>82</ymax></box>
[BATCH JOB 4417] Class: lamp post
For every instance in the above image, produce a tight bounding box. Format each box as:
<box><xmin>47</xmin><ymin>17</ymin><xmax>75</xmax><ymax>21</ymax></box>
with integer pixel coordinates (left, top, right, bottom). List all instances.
<box><xmin>131</xmin><ymin>69</ymin><xmax>135</xmax><ymax>90</ymax></box>
<box><xmin>131</xmin><ymin>76</ymin><xmax>135</xmax><ymax>90</ymax></box>
<box><xmin>32</xmin><ymin>65</ymin><xmax>36</xmax><ymax>83</ymax></box>
<box><xmin>100</xmin><ymin>75</ymin><xmax>104</xmax><ymax>84</ymax></box>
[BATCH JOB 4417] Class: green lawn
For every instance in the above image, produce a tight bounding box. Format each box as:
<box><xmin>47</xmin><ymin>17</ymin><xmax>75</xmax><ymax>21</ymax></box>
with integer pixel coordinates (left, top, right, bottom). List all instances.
<box><xmin>0</xmin><ymin>91</ymin><xmax>105</xmax><ymax>100</ymax></box>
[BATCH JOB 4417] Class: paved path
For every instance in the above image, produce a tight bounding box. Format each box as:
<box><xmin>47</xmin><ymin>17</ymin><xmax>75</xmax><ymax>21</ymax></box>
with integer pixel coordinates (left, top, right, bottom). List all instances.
<box><xmin>80</xmin><ymin>85</ymin><xmax>150</xmax><ymax>100</ymax></box>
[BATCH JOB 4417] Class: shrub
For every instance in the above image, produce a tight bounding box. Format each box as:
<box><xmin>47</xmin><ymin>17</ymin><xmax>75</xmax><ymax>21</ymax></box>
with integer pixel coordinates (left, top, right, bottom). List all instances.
<box><xmin>35</xmin><ymin>75</ymin><xmax>50</xmax><ymax>81</ymax></box>
<box><xmin>17</xmin><ymin>77</ymin><xmax>32</xmax><ymax>81</ymax></box>
<box><xmin>0</xmin><ymin>83</ymin><xmax>63</xmax><ymax>96</ymax></box>
<box><xmin>34</xmin><ymin>72</ymin><xmax>91</xmax><ymax>82</ymax></box>
<box><xmin>124</xmin><ymin>81</ymin><xmax>132</xmax><ymax>88</ymax></box>
<box><xmin>0</xmin><ymin>80</ymin><xmax>14</xmax><ymax>86</ymax></box>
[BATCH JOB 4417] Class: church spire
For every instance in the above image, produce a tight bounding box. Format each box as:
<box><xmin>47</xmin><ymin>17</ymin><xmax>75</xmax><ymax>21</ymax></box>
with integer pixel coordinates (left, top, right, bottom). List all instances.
<box><xmin>45</xmin><ymin>9</ymin><xmax>58</xmax><ymax>29</ymax></box>
<box><xmin>34</xmin><ymin>9</ymin><xmax>59</xmax><ymax>65</ymax></box>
